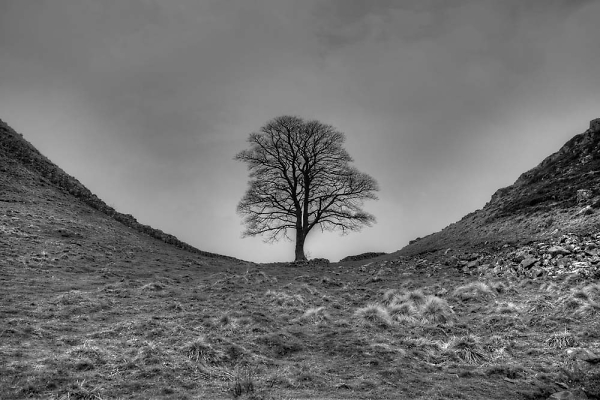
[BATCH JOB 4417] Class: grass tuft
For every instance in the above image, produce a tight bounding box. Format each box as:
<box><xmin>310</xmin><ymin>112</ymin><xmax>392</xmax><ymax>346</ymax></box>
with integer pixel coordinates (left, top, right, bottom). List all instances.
<box><xmin>453</xmin><ymin>281</ymin><xmax>496</xmax><ymax>301</ymax></box>
<box><xmin>66</xmin><ymin>341</ymin><xmax>109</xmax><ymax>366</ymax></box>
<box><xmin>229</xmin><ymin>366</ymin><xmax>256</xmax><ymax>399</ymax></box>
<box><xmin>354</xmin><ymin>303</ymin><xmax>393</xmax><ymax>327</ymax></box>
<box><xmin>139</xmin><ymin>282</ymin><xmax>165</xmax><ymax>291</ymax></box>
<box><xmin>55</xmin><ymin>290</ymin><xmax>93</xmax><ymax>305</ymax></box>
<box><xmin>494</xmin><ymin>302</ymin><xmax>522</xmax><ymax>314</ymax></box>
<box><xmin>420</xmin><ymin>296</ymin><xmax>453</xmax><ymax>324</ymax></box>
<box><xmin>381</xmin><ymin>289</ymin><xmax>399</xmax><ymax>305</ymax></box>
<box><xmin>264</xmin><ymin>290</ymin><xmax>305</xmax><ymax>307</ymax></box>
<box><xmin>576</xmin><ymin>301</ymin><xmax>600</xmax><ymax>317</ymax></box>
<box><xmin>445</xmin><ymin>334</ymin><xmax>487</xmax><ymax>364</ymax></box>
<box><xmin>546</xmin><ymin>331</ymin><xmax>577</xmax><ymax>349</ymax></box>
<box><xmin>539</xmin><ymin>282</ymin><xmax>560</xmax><ymax>293</ymax></box>
<box><xmin>387</xmin><ymin>302</ymin><xmax>418</xmax><ymax>318</ymax></box>
<box><xmin>294</xmin><ymin>307</ymin><xmax>330</xmax><ymax>324</ymax></box>
<box><xmin>184</xmin><ymin>337</ymin><xmax>226</xmax><ymax>365</ymax></box>
<box><xmin>399</xmin><ymin>290</ymin><xmax>427</xmax><ymax>306</ymax></box>
<box><xmin>583</xmin><ymin>283</ymin><xmax>600</xmax><ymax>301</ymax></box>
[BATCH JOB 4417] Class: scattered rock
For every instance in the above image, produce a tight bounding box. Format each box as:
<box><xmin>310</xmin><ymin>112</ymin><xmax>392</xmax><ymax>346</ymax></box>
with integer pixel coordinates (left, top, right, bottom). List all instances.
<box><xmin>521</xmin><ymin>257</ymin><xmax>538</xmax><ymax>269</ymax></box>
<box><xmin>578</xmin><ymin>206</ymin><xmax>594</xmax><ymax>216</ymax></box>
<box><xmin>340</xmin><ymin>252</ymin><xmax>386</xmax><ymax>262</ymax></box>
<box><xmin>448</xmin><ymin>233</ymin><xmax>600</xmax><ymax>279</ymax></box>
<box><xmin>446</xmin><ymin>256</ymin><xmax>459</xmax><ymax>267</ymax></box>
<box><xmin>548</xmin><ymin>246</ymin><xmax>571</xmax><ymax>256</ymax></box>
<box><xmin>567</xmin><ymin>348</ymin><xmax>600</xmax><ymax>364</ymax></box>
<box><xmin>310</xmin><ymin>258</ymin><xmax>330</xmax><ymax>266</ymax></box>
<box><xmin>578</xmin><ymin>189</ymin><xmax>593</xmax><ymax>205</ymax></box>
<box><xmin>548</xmin><ymin>389</ymin><xmax>588</xmax><ymax>399</ymax></box>
<box><xmin>466</xmin><ymin>253</ymin><xmax>480</xmax><ymax>261</ymax></box>
<box><xmin>531</xmin><ymin>267</ymin><xmax>545</xmax><ymax>278</ymax></box>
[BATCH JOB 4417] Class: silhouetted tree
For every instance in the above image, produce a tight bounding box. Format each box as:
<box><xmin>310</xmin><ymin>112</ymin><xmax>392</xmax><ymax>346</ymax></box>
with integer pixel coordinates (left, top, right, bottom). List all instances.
<box><xmin>235</xmin><ymin>116</ymin><xmax>379</xmax><ymax>261</ymax></box>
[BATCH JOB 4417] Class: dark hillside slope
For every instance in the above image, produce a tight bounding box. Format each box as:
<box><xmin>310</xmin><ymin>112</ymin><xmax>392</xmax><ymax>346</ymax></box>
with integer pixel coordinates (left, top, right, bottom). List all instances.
<box><xmin>398</xmin><ymin>118</ymin><xmax>600</xmax><ymax>256</ymax></box>
<box><xmin>0</xmin><ymin>118</ymin><xmax>235</xmax><ymax>260</ymax></box>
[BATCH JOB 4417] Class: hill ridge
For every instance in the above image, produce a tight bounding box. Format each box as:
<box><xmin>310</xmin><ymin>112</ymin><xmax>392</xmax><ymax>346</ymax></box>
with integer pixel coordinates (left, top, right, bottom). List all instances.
<box><xmin>398</xmin><ymin>118</ymin><xmax>600</xmax><ymax>256</ymax></box>
<box><xmin>0</xmin><ymin>118</ymin><xmax>237</xmax><ymax>261</ymax></box>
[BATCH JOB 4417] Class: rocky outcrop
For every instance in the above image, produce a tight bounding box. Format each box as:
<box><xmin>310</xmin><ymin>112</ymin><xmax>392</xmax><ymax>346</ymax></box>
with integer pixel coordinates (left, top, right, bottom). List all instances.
<box><xmin>340</xmin><ymin>252</ymin><xmax>387</xmax><ymax>262</ymax></box>
<box><xmin>488</xmin><ymin>120</ymin><xmax>600</xmax><ymax>217</ymax></box>
<box><xmin>450</xmin><ymin>232</ymin><xmax>600</xmax><ymax>279</ymax></box>
<box><xmin>0</xmin><ymin>118</ymin><xmax>236</xmax><ymax>260</ymax></box>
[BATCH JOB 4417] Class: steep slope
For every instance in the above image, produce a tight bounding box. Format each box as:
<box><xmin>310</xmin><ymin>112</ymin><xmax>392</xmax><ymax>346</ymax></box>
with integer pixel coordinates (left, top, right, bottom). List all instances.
<box><xmin>0</xmin><ymin>118</ymin><xmax>234</xmax><ymax>260</ymax></box>
<box><xmin>399</xmin><ymin>118</ymin><xmax>600</xmax><ymax>257</ymax></box>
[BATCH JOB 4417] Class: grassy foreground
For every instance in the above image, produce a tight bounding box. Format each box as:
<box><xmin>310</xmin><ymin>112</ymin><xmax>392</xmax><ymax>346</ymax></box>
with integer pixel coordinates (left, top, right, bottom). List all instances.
<box><xmin>3</xmin><ymin>217</ymin><xmax>600</xmax><ymax>400</ymax></box>
<box><xmin>1</xmin><ymin>174</ymin><xmax>600</xmax><ymax>399</ymax></box>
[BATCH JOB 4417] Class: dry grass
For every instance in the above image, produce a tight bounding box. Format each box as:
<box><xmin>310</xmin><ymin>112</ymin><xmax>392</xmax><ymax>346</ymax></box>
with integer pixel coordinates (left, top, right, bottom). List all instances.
<box><xmin>4</xmin><ymin>198</ymin><xmax>600</xmax><ymax>399</ymax></box>
<box><xmin>388</xmin><ymin>301</ymin><xmax>419</xmax><ymax>318</ymax></box>
<box><xmin>8</xmin><ymin>116</ymin><xmax>600</xmax><ymax>398</ymax></box>
<box><xmin>293</xmin><ymin>306</ymin><xmax>331</xmax><ymax>324</ymax></box>
<box><xmin>494</xmin><ymin>301</ymin><xmax>523</xmax><ymax>314</ymax></box>
<box><xmin>381</xmin><ymin>288</ymin><xmax>399</xmax><ymax>305</ymax></box>
<box><xmin>357</xmin><ymin>291</ymin><xmax>454</xmax><ymax>328</ymax></box>
<box><xmin>453</xmin><ymin>281</ymin><xmax>496</xmax><ymax>301</ymax></box>
<box><xmin>264</xmin><ymin>290</ymin><xmax>305</xmax><ymax>307</ymax></box>
<box><xmin>420</xmin><ymin>296</ymin><xmax>453</xmax><ymax>324</ymax></box>
<box><xmin>184</xmin><ymin>336</ymin><xmax>226</xmax><ymax>364</ymax></box>
<box><xmin>394</xmin><ymin>289</ymin><xmax>428</xmax><ymax>306</ymax></box>
<box><xmin>546</xmin><ymin>331</ymin><xmax>577</xmax><ymax>349</ymax></box>
<box><xmin>444</xmin><ymin>334</ymin><xmax>487</xmax><ymax>364</ymax></box>
<box><xmin>354</xmin><ymin>303</ymin><xmax>393</xmax><ymax>327</ymax></box>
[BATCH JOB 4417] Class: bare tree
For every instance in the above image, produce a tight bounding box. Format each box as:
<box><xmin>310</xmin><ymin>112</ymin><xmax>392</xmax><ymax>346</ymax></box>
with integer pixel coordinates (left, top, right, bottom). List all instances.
<box><xmin>235</xmin><ymin>116</ymin><xmax>379</xmax><ymax>261</ymax></box>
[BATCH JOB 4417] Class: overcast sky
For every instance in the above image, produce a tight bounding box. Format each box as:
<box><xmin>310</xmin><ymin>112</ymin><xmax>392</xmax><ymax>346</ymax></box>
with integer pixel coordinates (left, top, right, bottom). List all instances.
<box><xmin>1</xmin><ymin>0</ymin><xmax>599</xmax><ymax>262</ymax></box>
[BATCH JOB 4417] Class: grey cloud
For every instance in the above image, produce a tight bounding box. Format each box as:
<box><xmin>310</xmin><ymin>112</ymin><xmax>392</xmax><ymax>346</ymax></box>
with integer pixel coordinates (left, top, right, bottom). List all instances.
<box><xmin>312</xmin><ymin>0</ymin><xmax>595</xmax><ymax>53</ymax></box>
<box><xmin>1</xmin><ymin>0</ymin><xmax>599</xmax><ymax>262</ymax></box>
<box><xmin>312</xmin><ymin>0</ymin><xmax>467</xmax><ymax>49</ymax></box>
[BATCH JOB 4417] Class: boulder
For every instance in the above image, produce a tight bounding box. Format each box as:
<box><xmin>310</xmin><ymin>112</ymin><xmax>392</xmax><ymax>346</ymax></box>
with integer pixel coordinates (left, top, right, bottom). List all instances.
<box><xmin>531</xmin><ymin>267</ymin><xmax>545</xmax><ymax>278</ymax></box>
<box><xmin>547</xmin><ymin>246</ymin><xmax>571</xmax><ymax>256</ymax></box>
<box><xmin>521</xmin><ymin>257</ymin><xmax>538</xmax><ymax>269</ymax></box>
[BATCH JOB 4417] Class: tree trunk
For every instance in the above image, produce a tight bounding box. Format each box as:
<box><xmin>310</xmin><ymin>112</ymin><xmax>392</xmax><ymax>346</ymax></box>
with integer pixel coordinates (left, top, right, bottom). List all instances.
<box><xmin>294</xmin><ymin>228</ymin><xmax>307</xmax><ymax>261</ymax></box>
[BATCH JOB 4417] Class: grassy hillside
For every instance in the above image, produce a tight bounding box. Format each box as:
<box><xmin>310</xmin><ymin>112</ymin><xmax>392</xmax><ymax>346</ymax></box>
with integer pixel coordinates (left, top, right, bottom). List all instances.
<box><xmin>0</xmin><ymin>119</ymin><xmax>235</xmax><ymax>260</ymax></box>
<box><xmin>397</xmin><ymin>124</ymin><xmax>600</xmax><ymax>258</ymax></box>
<box><xmin>2</xmin><ymin>120</ymin><xmax>600</xmax><ymax>399</ymax></box>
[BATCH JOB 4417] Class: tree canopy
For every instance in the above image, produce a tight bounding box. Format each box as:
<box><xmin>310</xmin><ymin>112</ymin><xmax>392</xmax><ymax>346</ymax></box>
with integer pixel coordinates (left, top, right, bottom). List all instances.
<box><xmin>235</xmin><ymin>115</ymin><xmax>379</xmax><ymax>261</ymax></box>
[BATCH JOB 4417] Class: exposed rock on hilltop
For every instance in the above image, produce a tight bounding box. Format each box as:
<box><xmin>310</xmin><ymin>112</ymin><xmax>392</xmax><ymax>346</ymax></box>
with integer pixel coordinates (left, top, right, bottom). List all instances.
<box><xmin>0</xmin><ymin>118</ymin><xmax>234</xmax><ymax>260</ymax></box>
<box><xmin>399</xmin><ymin>119</ymin><xmax>600</xmax><ymax>257</ymax></box>
<box><xmin>490</xmin><ymin>118</ymin><xmax>600</xmax><ymax>217</ymax></box>
<box><xmin>340</xmin><ymin>252</ymin><xmax>387</xmax><ymax>262</ymax></box>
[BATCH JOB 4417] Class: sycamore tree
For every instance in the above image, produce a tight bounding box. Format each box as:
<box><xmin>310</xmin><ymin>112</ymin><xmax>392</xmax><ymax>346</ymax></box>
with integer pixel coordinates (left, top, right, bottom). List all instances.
<box><xmin>235</xmin><ymin>116</ymin><xmax>379</xmax><ymax>262</ymax></box>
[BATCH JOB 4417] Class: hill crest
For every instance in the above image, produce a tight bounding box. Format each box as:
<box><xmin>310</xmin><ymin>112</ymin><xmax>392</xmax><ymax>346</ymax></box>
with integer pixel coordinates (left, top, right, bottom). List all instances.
<box><xmin>0</xmin><ymin>118</ymin><xmax>235</xmax><ymax>260</ymax></box>
<box><xmin>398</xmin><ymin>118</ymin><xmax>600</xmax><ymax>256</ymax></box>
